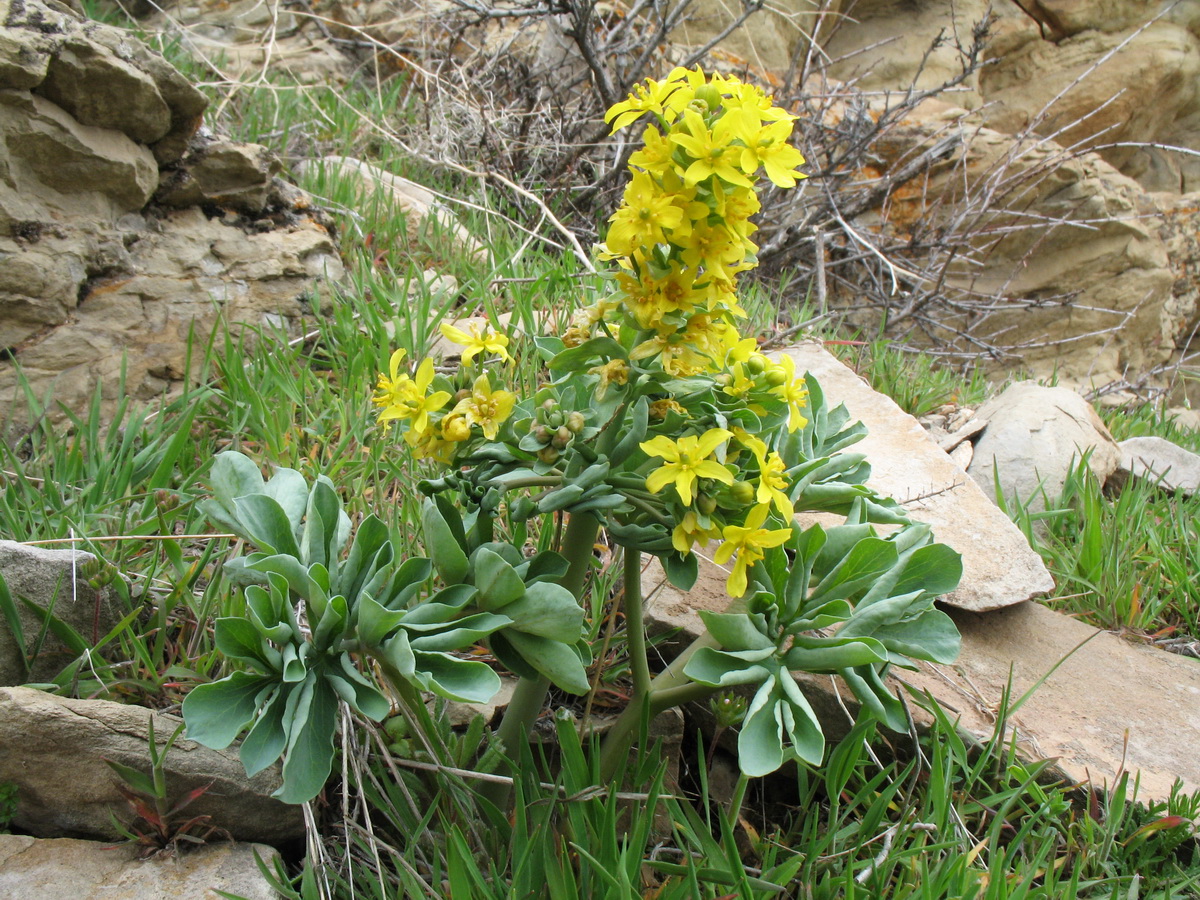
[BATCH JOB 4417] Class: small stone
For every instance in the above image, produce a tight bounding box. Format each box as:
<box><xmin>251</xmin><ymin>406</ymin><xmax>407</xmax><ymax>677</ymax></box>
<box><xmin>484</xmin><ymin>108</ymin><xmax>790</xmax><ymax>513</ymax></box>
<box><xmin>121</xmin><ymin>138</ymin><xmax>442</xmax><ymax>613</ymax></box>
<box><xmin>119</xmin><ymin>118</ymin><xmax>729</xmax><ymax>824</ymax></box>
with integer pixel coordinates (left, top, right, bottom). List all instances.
<box><xmin>966</xmin><ymin>381</ymin><xmax>1121</xmax><ymax>511</ymax></box>
<box><xmin>0</xmin><ymin>540</ymin><xmax>121</xmax><ymax>685</ymax></box>
<box><xmin>1114</xmin><ymin>435</ymin><xmax>1200</xmax><ymax>495</ymax></box>
<box><xmin>0</xmin><ymin>686</ymin><xmax>304</xmax><ymax>845</ymax></box>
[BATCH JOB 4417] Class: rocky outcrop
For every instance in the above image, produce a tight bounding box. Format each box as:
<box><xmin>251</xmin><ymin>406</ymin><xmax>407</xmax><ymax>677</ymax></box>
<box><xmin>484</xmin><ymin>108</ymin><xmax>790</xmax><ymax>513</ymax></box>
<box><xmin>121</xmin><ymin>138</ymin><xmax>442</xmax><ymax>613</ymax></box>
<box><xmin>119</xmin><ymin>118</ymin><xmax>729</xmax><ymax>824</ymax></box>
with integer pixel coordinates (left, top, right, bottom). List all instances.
<box><xmin>0</xmin><ymin>0</ymin><xmax>344</xmax><ymax>425</ymax></box>
<box><xmin>965</xmin><ymin>381</ymin><xmax>1121</xmax><ymax>509</ymax></box>
<box><xmin>0</xmin><ymin>686</ymin><xmax>304</xmax><ymax>845</ymax></box>
<box><xmin>0</xmin><ymin>540</ymin><xmax>122</xmax><ymax>685</ymax></box>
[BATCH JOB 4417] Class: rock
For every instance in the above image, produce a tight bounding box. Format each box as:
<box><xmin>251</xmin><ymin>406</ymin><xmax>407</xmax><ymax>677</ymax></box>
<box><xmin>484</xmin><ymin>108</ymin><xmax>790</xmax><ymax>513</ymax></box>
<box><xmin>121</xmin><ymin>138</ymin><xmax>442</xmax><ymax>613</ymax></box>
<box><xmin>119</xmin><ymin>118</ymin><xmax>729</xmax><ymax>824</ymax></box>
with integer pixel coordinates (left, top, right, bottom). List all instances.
<box><xmin>0</xmin><ymin>686</ymin><xmax>304</xmax><ymax>845</ymax></box>
<box><xmin>1</xmin><ymin>0</ymin><xmax>207</xmax><ymax>163</ymax></box>
<box><xmin>0</xmin><ymin>835</ymin><xmax>280</xmax><ymax>900</ymax></box>
<box><xmin>966</xmin><ymin>381</ymin><xmax>1121</xmax><ymax>509</ymax></box>
<box><xmin>0</xmin><ymin>540</ymin><xmax>121</xmax><ymax>685</ymax></box>
<box><xmin>441</xmin><ymin>674</ymin><xmax>517</xmax><ymax>728</ymax></box>
<box><xmin>1112</xmin><ymin>435</ymin><xmax>1200</xmax><ymax>495</ymax></box>
<box><xmin>156</xmin><ymin>135</ymin><xmax>282</xmax><ymax>215</ymax></box>
<box><xmin>789</xmin><ymin>343</ymin><xmax>1053</xmax><ymax>612</ymax></box>
<box><xmin>0</xmin><ymin>200</ymin><xmax>343</xmax><ymax>425</ymax></box>
<box><xmin>1167</xmin><ymin>407</ymin><xmax>1200</xmax><ymax>432</ymax></box>
<box><xmin>644</xmin><ymin>542</ymin><xmax>1200</xmax><ymax>804</ymax></box>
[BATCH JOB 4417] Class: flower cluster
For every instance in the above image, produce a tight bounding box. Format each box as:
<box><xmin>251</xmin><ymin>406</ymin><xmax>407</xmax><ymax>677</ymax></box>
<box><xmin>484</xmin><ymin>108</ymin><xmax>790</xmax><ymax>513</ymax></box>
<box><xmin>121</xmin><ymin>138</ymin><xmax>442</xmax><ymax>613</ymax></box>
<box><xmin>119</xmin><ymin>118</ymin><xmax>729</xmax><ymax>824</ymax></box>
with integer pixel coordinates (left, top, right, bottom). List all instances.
<box><xmin>564</xmin><ymin>66</ymin><xmax>805</xmax><ymax>381</ymax></box>
<box><xmin>376</xmin><ymin>68</ymin><xmax>815</xmax><ymax>600</ymax></box>
<box><xmin>373</xmin><ymin>324</ymin><xmax>515</xmax><ymax>461</ymax></box>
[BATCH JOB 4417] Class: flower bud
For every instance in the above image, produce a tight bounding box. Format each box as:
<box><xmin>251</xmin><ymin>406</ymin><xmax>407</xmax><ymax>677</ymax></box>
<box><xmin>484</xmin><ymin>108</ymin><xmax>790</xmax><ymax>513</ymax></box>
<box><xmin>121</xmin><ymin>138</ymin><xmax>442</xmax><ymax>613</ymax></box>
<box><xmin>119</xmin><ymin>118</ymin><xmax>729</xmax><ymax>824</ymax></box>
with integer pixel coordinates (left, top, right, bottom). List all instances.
<box><xmin>533</xmin><ymin>424</ymin><xmax>551</xmax><ymax>444</ymax></box>
<box><xmin>697</xmin><ymin>493</ymin><xmax>717</xmax><ymax>515</ymax></box>
<box><xmin>765</xmin><ymin>369</ymin><xmax>787</xmax><ymax>386</ymax></box>
<box><xmin>695</xmin><ymin>84</ymin><xmax>722</xmax><ymax>111</ymax></box>
<box><xmin>730</xmin><ymin>481</ymin><xmax>756</xmax><ymax>505</ymax></box>
<box><xmin>547</xmin><ymin>410</ymin><xmax>565</xmax><ymax>429</ymax></box>
<box><xmin>454</xmin><ymin>388</ymin><xmax>471</xmax><ymax>403</ymax></box>
<box><xmin>443</xmin><ymin>416</ymin><xmax>471</xmax><ymax>442</ymax></box>
<box><xmin>537</xmin><ymin>446</ymin><xmax>560</xmax><ymax>464</ymax></box>
<box><xmin>551</xmin><ymin>426</ymin><xmax>573</xmax><ymax>449</ymax></box>
<box><xmin>566</xmin><ymin>411</ymin><xmax>586</xmax><ymax>433</ymax></box>
<box><xmin>746</xmin><ymin>355</ymin><xmax>767</xmax><ymax>376</ymax></box>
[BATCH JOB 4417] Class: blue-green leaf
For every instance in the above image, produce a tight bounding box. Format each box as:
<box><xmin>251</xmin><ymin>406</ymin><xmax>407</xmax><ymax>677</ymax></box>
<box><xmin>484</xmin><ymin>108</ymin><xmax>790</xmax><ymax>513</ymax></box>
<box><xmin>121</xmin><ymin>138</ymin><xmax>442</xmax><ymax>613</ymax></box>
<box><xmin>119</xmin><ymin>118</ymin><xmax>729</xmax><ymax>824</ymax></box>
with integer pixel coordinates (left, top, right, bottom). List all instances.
<box><xmin>500</xmin><ymin>582</ymin><xmax>584</xmax><ymax>643</ymax></box>
<box><xmin>683</xmin><ymin>646</ymin><xmax>774</xmax><ymax>688</ymax></box>
<box><xmin>240</xmin><ymin>684</ymin><xmax>291</xmax><ymax>777</ymax></box>
<box><xmin>698</xmin><ymin>611</ymin><xmax>775</xmax><ymax>652</ymax></box>
<box><xmin>277</xmin><ymin>673</ymin><xmax>339</xmax><ymax>804</ymax></box>
<box><xmin>737</xmin><ymin>679</ymin><xmax>785</xmax><ymax>777</ymax></box>
<box><xmin>182</xmin><ymin>671</ymin><xmax>275</xmax><ymax>749</ymax></box>
<box><xmin>233</xmin><ymin>494</ymin><xmax>302</xmax><ymax>558</ymax></box>
<box><xmin>503</xmin><ymin>631</ymin><xmax>590</xmax><ymax>694</ymax></box>
<box><xmin>214</xmin><ymin>617</ymin><xmax>281</xmax><ymax>673</ymax></box>
<box><xmin>413</xmin><ymin>651</ymin><xmax>501</xmax><ymax>702</ymax></box>
<box><xmin>472</xmin><ymin>547</ymin><xmax>526</xmax><ymax>608</ymax></box>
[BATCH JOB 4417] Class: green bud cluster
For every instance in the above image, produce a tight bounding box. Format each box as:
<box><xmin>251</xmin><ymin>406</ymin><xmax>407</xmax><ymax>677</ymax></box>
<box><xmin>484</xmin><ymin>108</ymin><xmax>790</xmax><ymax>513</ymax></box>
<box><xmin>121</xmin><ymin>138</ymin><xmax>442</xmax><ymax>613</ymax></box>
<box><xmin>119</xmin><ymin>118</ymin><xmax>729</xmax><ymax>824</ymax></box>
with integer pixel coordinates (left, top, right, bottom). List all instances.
<box><xmin>531</xmin><ymin>401</ymin><xmax>587</xmax><ymax>463</ymax></box>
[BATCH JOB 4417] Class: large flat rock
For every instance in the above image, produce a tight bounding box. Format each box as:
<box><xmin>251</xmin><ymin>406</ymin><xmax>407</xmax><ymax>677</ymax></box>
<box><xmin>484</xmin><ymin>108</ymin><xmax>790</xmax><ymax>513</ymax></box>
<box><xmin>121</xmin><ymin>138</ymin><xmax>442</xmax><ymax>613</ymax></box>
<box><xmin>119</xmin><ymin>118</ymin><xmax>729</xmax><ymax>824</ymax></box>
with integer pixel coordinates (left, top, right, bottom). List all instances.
<box><xmin>0</xmin><ymin>835</ymin><xmax>279</xmax><ymax>900</ymax></box>
<box><xmin>784</xmin><ymin>342</ymin><xmax>1053</xmax><ymax>611</ymax></box>
<box><xmin>645</xmin><ymin>556</ymin><xmax>1200</xmax><ymax>800</ymax></box>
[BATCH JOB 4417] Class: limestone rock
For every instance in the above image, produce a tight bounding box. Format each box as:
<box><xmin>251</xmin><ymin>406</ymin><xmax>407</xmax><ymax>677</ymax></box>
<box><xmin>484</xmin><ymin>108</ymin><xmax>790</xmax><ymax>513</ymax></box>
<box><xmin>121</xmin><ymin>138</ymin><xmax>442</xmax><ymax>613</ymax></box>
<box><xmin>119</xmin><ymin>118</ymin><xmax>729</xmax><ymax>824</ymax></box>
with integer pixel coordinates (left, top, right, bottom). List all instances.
<box><xmin>0</xmin><ymin>540</ymin><xmax>121</xmax><ymax>685</ymax></box>
<box><xmin>156</xmin><ymin>135</ymin><xmax>282</xmax><ymax>215</ymax></box>
<box><xmin>1</xmin><ymin>0</ymin><xmax>207</xmax><ymax>163</ymax></box>
<box><xmin>0</xmin><ymin>686</ymin><xmax>304</xmax><ymax>845</ymax></box>
<box><xmin>0</xmin><ymin>835</ymin><xmax>280</xmax><ymax>900</ymax></box>
<box><xmin>966</xmin><ymin>381</ymin><xmax>1121</xmax><ymax>509</ymax></box>
<box><xmin>788</xmin><ymin>343</ymin><xmax>1053</xmax><ymax>612</ymax></box>
<box><xmin>1112</xmin><ymin>435</ymin><xmax>1200</xmax><ymax>495</ymax></box>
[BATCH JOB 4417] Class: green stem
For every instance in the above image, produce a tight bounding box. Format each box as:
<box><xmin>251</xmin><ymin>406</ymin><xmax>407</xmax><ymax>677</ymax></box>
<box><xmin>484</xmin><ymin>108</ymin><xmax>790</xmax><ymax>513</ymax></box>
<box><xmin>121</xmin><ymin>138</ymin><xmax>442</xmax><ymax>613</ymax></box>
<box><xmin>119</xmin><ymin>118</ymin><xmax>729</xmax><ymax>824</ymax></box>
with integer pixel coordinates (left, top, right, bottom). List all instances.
<box><xmin>624</xmin><ymin>548</ymin><xmax>651</xmax><ymax>700</ymax></box>
<box><xmin>482</xmin><ymin>511</ymin><xmax>601</xmax><ymax>810</ymax></box>
<box><xmin>597</xmin><ymin>631</ymin><xmax>721</xmax><ymax>781</ymax></box>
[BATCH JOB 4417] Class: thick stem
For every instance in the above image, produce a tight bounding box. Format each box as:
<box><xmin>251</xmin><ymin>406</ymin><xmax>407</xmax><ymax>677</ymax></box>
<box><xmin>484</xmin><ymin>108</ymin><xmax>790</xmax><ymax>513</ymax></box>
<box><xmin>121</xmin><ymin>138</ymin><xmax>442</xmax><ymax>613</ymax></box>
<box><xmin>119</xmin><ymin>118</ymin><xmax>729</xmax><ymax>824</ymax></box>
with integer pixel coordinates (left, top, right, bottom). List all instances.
<box><xmin>623</xmin><ymin>549</ymin><xmax>651</xmax><ymax>699</ymax></box>
<box><xmin>483</xmin><ymin>512</ymin><xmax>601</xmax><ymax>810</ymax></box>
<box><xmin>597</xmin><ymin>631</ymin><xmax>721</xmax><ymax>781</ymax></box>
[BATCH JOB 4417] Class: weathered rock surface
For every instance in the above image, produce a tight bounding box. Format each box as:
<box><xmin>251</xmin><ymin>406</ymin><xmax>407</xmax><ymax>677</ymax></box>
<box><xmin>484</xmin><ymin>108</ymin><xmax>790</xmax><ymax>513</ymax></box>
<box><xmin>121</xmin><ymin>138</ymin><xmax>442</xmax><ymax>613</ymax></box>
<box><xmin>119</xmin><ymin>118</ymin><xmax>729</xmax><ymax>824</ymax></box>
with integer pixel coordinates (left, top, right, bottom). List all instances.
<box><xmin>0</xmin><ymin>835</ymin><xmax>280</xmax><ymax>900</ymax></box>
<box><xmin>966</xmin><ymin>381</ymin><xmax>1121</xmax><ymax>508</ymax></box>
<box><xmin>787</xmin><ymin>343</ymin><xmax>1054</xmax><ymax>612</ymax></box>
<box><xmin>0</xmin><ymin>0</ymin><xmax>345</xmax><ymax>426</ymax></box>
<box><xmin>0</xmin><ymin>686</ymin><xmax>304</xmax><ymax>845</ymax></box>
<box><xmin>0</xmin><ymin>540</ymin><xmax>121</xmax><ymax>685</ymax></box>
<box><xmin>1112</xmin><ymin>435</ymin><xmax>1200</xmax><ymax>495</ymax></box>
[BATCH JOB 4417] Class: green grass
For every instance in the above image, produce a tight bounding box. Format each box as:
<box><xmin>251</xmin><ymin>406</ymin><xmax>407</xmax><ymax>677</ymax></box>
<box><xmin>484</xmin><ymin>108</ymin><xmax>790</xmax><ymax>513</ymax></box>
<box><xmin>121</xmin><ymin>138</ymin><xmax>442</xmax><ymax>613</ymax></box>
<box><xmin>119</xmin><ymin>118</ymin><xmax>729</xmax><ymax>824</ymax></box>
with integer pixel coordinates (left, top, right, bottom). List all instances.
<box><xmin>2</xmin><ymin>6</ymin><xmax>1199</xmax><ymax>896</ymax></box>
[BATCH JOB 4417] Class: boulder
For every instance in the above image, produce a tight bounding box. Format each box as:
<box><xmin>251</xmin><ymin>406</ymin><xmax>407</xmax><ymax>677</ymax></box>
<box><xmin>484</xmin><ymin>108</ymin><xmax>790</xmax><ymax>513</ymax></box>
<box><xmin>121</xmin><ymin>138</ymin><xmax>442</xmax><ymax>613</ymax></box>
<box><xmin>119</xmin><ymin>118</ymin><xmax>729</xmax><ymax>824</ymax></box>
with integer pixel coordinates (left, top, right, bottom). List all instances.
<box><xmin>0</xmin><ymin>686</ymin><xmax>304</xmax><ymax>845</ymax></box>
<box><xmin>1111</xmin><ymin>435</ymin><xmax>1200</xmax><ymax>495</ymax></box>
<box><xmin>0</xmin><ymin>835</ymin><xmax>280</xmax><ymax>900</ymax></box>
<box><xmin>965</xmin><ymin>381</ymin><xmax>1121</xmax><ymax>509</ymax></box>
<box><xmin>0</xmin><ymin>540</ymin><xmax>121</xmax><ymax>685</ymax></box>
<box><xmin>787</xmin><ymin>342</ymin><xmax>1053</xmax><ymax>612</ymax></box>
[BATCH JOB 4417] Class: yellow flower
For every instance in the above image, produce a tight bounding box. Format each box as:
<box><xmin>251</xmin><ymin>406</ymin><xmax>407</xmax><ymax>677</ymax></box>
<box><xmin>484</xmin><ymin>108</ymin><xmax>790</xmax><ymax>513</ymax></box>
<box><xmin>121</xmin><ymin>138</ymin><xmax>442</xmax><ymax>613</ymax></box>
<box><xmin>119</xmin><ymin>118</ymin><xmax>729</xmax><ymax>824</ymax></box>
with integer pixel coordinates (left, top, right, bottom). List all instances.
<box><xmin>754</xmin><ymin>449</ymin><xmax>794</xmax><ymax>519</ymax></box>
<box><xmin>628</xmin><ymin>124</ymin><xmax>674</xmax><ymax>175</ymax></box>
<box><xmin>769</xmin><ymin>354</ymin><xmax>810</xmax><ymax>432</ymax></box>
<box><xmin>713</xmin><ymin>505</ymin><xmax>791</xmax><ymax>598</ymax></box>
<box><xmin>669</xmin><ymin>110</ymin><xmax>754</xmax><ymax>189</ymax></box>
<box><xmin>641</xmin><ymin>428</ymin><xmax>734</xmax><ymax>506</ymax></box>
<box><xmin>451</xmin><ymin>375</ymin><xmax>516</xmax><ymax>441</ymax></box>
<box><xmin>604</xmin><ymin>68</ymin><xmax>703</xmax><ymax>132</ymax></box>
<box><xmin>738</xmin><ymin>119</ymin><xmax>807</xmax><ymax>188</ymax></box>
<box><xmin>439</xmin><ymin>321</ymin><xmax>512</xmax><ymax>366</ymax></box>
<box><xmin>374</xmin><ymin>352</ymin><xmax>452</xmax><ymax>439</ymax></box>
<box><xmin>588</xmin><ymin>358</ymin><xmax>630</xmax><ymax>400</ymax></box>
<box><xmin>671</xmin><ymin>509</ymin><xmax>723</xmax><ymax>554</ymax></box>
<box><xmin>606</xmin><ymin>171</ymin><xmax>685</xmax><ymax>255</ymax></box>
